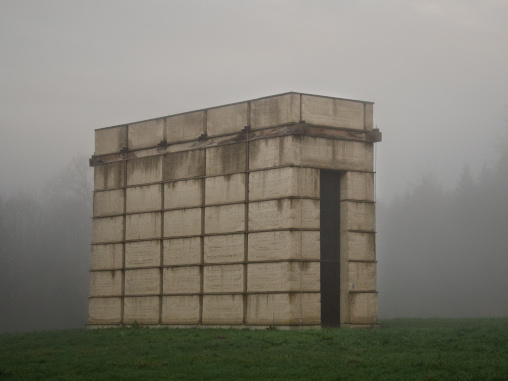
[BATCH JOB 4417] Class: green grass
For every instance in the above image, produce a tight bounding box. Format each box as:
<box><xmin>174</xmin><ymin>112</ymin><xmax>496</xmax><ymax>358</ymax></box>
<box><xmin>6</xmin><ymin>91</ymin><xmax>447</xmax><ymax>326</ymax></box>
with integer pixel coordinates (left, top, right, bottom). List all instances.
<box><xmin>1</xmin><ymin>319</ymin><xmax>508</xmax><ymax>380</ymax></box>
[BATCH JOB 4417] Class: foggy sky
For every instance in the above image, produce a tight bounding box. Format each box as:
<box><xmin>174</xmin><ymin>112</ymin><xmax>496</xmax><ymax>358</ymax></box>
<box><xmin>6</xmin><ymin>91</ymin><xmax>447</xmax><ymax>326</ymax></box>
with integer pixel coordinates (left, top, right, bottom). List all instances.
<box><xmin>1</xmin><ymin>0</ymin><xmax>508</xmax><ymax>199</ymax></box>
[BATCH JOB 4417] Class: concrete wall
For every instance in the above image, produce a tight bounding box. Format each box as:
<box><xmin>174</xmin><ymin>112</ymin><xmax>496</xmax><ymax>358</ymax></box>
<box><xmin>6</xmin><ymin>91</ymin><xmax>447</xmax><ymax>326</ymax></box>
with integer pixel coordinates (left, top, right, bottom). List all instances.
<box><xmin>89</xmin><ymin>92</ymin><xmax>380</xmax><ymax>328</ymax></box>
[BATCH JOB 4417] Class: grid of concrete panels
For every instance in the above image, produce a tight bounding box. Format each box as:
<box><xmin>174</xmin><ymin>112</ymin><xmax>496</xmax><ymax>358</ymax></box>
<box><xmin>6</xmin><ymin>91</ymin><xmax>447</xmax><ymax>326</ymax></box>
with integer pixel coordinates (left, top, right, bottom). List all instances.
<box><xmin>89</xmin><ymin>92</ymin><xmax>379</xmax><ymax>327</ymax></box>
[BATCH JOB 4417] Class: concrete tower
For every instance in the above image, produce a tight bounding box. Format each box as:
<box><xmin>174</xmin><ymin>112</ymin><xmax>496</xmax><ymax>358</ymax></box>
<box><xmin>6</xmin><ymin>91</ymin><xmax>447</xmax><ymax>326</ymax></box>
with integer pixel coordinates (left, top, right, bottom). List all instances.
<box><xmin>88</xmin><ymin>92</ymin><xmax>382</xmax><ymax>328</ymax></box>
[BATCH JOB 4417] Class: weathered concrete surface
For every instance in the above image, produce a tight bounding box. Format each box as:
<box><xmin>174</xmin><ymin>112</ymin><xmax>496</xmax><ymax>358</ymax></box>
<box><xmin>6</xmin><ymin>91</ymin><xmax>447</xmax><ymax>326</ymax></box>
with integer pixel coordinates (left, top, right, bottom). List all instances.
<box><xmin>248</xmin><ymin>199</ymin><xmax>320</xmax><ymax>231</ymax></box>
<box><xmin>206</xmin><ymin>144</ymin><xmax>246</xmax><ymax>176</ymax></box>
<box><xmin>249</xmin><ymin>167</ymin><xmax>319</xmax><ymax>201</ymax></box>
<box><xmin>203</xmin><ymin>264</ymin><xmax>244</xmax><ymax>293</ymax></box>
<box><xmin>207</xmin><ymin>103</ymin><xmax>248</xmax><ymax>137</ymax></box>
<box><xmin>166</xmin><ymin>111</ymin><xmax>205</xmax><ymax>143</ymax></box>
<box><xmin>164</xmin><ymin>179</ymin><xmax>202</xmax><ymax>209</ymax></box>
<box><xmin>125</xmin><ymin>212</ymin><xmax>161</xmax><ymax>240</ymax></box>
<box><xmin>205</xmin><ymin>204</ymin><xmax>245</xmax><ymax>234</ymax></box>
<box><xmin>162</xmin><ymin>295</ymin><xmax>200</xmax><ymax>324</ymax></box>
<box><xmin>90</xmin><ymin>243</ymin><xmax>123</xmax><ymax>270</ymax></box>
<box><xmin>163</xmin><ymin>237</ymin><xmax>201</xmax><ymax>266</ymax></box>
<box><xmin>95</xmin><ymin>126</ymin><xmax>127</xmax><ymax>156</ymax></box>
<box><xmin>202</xmin><ymin>295</ymin><xmax>243</xmax><ymax>324</ymax></box>
<box><xmin>89</xmin><ymin>271</ymin><xmax>122</xmax><ymax>297</ymax></box>
<box><xmin>127</xmin><ymin>156</ymin><xmax>163</xmax><ymax>186</ymax></box>
<box><xmin>341</xmin><ymin>232</ymin><xmax>375</xmax><ymax>262</ymax></box>
<box><xmin>164</xmin><ymin>150</ymin><xmax>204</xmax><ymax>180</ymax></box>
<box><xmin>251</xmin><ymin>93</ymin><xmax>300</xmax><ymax>130</ymax></box>
<box><xmin>348</xmin><ymin>292</ymin><xmax>378</xmax><ymax>325</ymax></box>
<box><xmin>340</xmin><ymin>172</ymin><xmax>375</xmax><ymax>202</ymax></box>
<box><xmin>348</xmin><ymin>262</ymin><xmax>376</xmax><ymax>291</ymax></box>
<box><xmin>340</xmin><ymin>201</ymin><xmax>375</xmax><ymax>232</ymax></box>
<box><xmin>93</xmin><ymin>189</ymin><xmax>124</xmax><ymax>217</ymax></box>
<box><xmin>128</xmin><ymin>119</ymin><xmax>164</xmax><ymax>150</ymax></box>
<box><xmin>94</xmin><ymin>162</ymin><xmax>124</xmax><ymax>190</ymax></box>
<box><xmin>88</xmin><ymin>297</ymin><xmax>122</xmax><ymax>324</ymax></box>
<box><xmin>164</xmin><ymin>209</ymin><xmax>201</xmax><ymax>237</ymax></box>
<box><xmin>247</xmin><ymin>262</ymin><xmax>320</xmax><ymax>292</ymax></box>
<box><xmin>205</xmin><ymin>174</ymin><xmax>246</xmax><ymax>205</ymax></box>
<box><xmin>125</xmin><ymin>269</ymin><xmax>160</xmax><ymax>295</ymax></box>
<box><xmin>246</xmin><ymin>293</ymin><xmax>320</xmax><ymax>325</ymax></box>
<box><xmin>301</xmin><ymin>95</ymin><xmax>365</xmax><ymax>130</ymax></box>
<box><xmin>126</xmin><ymin>184</ymin><xmax>162</xmax><ymax>213</ymax></box>
<box><xmin>123</xmin><ymin>296</ymin><xmax>159</xmax><ymax>324</ymax></box>
<box><xmin>249</xmin><ymin>136</ymin><xmax>298</xmax><ymax>170</ymax></box>
<box><xmin>248</xmin><ymin>231</ymin><xmax>320</xmax><ymax>262</ymax></box>
<box><xmin>204</xmin><ymin>234</ymin><xmax>244</xmax><ymax>263</ymax></box>
<box><xmin>92</xmin><ymin>216</ymin><xmax>124</xmax><ymax>244</ymax></box>
<box><xmin>163</xmin><ymin>266</ymin><xmax>201</xmax><ymax>294</ymax></box>
<box><xmin>125</xmin><ymin>240</ymin><xmax>160</xmax><ymax>268</ymax></box>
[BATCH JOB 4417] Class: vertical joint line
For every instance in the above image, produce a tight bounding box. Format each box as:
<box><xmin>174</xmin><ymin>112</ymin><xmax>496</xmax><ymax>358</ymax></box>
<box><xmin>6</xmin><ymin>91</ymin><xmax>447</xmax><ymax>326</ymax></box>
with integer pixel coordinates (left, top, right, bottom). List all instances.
<box><xmin>159</xmin><ymin>152</ymin><xmax>165</xmax><ymax>325</ymax></box>
<box><xmin>243</xmin><ymin>114</ymin><xmax>250</xmax><ymax>325</ymax></box>
<box><xmin>121</xmin><ymin>125</ymin><xmax>128</xmax><ymax>326</ymax></box>
<box><xmin>199</xmin><ymin>147</ymin><xmax>206</xmax><ymax>324</ymax></box>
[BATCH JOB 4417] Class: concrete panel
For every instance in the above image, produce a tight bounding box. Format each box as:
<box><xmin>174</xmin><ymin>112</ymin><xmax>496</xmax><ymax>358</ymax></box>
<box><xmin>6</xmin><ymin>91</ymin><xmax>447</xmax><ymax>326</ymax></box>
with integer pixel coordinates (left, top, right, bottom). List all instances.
<box><xmin>164</xmin><ymin>150</ymin><xmax>204</xmax><ymax>180</ymax></box>
<box><xmin>300</xmin><ymin>137</ymin><xmax>373</xmax><ymax>172</ymax></box>
<box><xmin>127</xmin><ymin>156</ymin><xmax>163</xmax><ymax>186</ymax></box>
<box><xmin>249</xmin><ymin>136</ymin><xmax>298</xmax><ymax>170</ymax></box>
<box><xmin>205</xmin><ymin>204</ymin><xmax>245</xmax><ymax>234</ymax></box>
<box><xmin>164</xmin><ymin>208</ymin><xmax>201</xmax><ymax>237</ymax></box>
<box><xmin>166</xmin><ymin>111</ymin><xmax>205</xmax><ymax>143</ymax></box>
<box><xmin>125</xmin><ymin>240</ymin><xmax>160</xmax><ymax>268</ymax></box>
<box><xmin>163</xmin><ymin>266</ymin><xmax>201</xmax><ymax>294</ymax></box>
<box><xmin>203</xmin><ymin>264</ymin><xmax>244</xmax><ymax>293</ymax></box>
<box><xmin>248</xmin><ymin>231</ymin><xmax>320</xmax><ymax>262</ymax></box>
<box><xmin>297</xmin><ymin>293</ymin><xmax>321</xmax><ymax>324</ymax></box>
<box><xmin>125</xmin><ymin>212</ymin><xmax>161</xmax><ymax>240</ymax></box>
<box><xmin>89</xmin><ymin>271</ymin><xmax>122</xmax><ymax>297</ymax></box>
<box><xmin>123</xmin><ymin>296</ymin><xmax>160</xmax><ymax>324</ymax></box>
<box><xmin>251</xmin><ymin>93</ymin><xmax>300</xmax><ymax>130</ymax></box>
<box><xmin>246</xmin><ymin>293</ymin><xmax>292</xmax><ymax>325</ymax></box>
<box><xmin>164</xmin><ymin>179</ymin><xmax>202</xmax><ymax>209</ymax></box>
<box><xmin>93</xmin><ymin>189</ymin><xmax>124</xmax><ymax>217</ymax></box>
<box><xmin>249</xmin><ymin>167</ymin><xmax>319</xmax><ymax>201</ymax></box>
<box><xmin>301</xmin><ymin>95</ymin><xmax>364</xmax><ymax>130</ymax></box>
<box><xmin>125</xmin><ymin>269</ymin><xmax>160</xmax><ymax>295</ymax></box>
<box><xmin>128</xmin><ymin>118</ymin><xmax>164</xmax><ymax>150</ymax></box>
<box><xmin>202</xmin><ymin>295</ymin><xmax>243</xmax><ymax>324</ymax></box>
<box><xmin>205</xmin><ymin>174</ymin><xmax>245</xmax><ymax>205</ymax></box>
<box><xmin>94</xmin><ymin>162</ymin><xmax>124</xmax><ymax>191</ymax></box>
<box><xmin>340</xmin><ymin>172</ymin><xmax>374</xmax><ymax>202</ymax></box>
<box><xmin>95</xmin><ymin>126</ymin><xmax>127</xmax><ymax>155</ymax></box>
<box><xmin>204</xmin><ymin>234</ymin><xmax>244</xmax><ymax>263</ymax></box>
<box><xmin>341</xmin><ymin>232</ymin><xmax>375</xmax><ymax>261</ymax></box>
<box><xmin>88</xmin><ymin>297</ymin><xmax>122</xmax><ymax>324</ymax></box>
<box><xmin>162</xmin><ymin>295</ymin><xmax>200</xmax><ymax>324</ymax></box>
<box><xmin>349</xmin><ymin>292</ymin><xmax>378</xmax><ymax>324</ymax></box>
<box><xmin>340</xmin><ymin>201</ymin><xmax>375</xmax><ymax>232</ymax></box>
<box><xmin>248</xmin><ymin>199</ymin><xmax>319</xmax><ymax>231</ymax></box>
<box><xmin>247</xmin><ymin>262</ymin><xmax>320</xmax><ymax>292</ymax></box>
<box><xmin>90</xmin><ymin>243</ymin><xmax>123</xmax><ymax>270</ymax></box>
<box><xmin>92</xmin><ymin>216</ymin><xmax>124</xmax><ymax>244</ymax></box>
<box><xmin>206</xmin><ymin>144</ymin><xmax>246</xmax><ymax>176</ymax></box>
<box><xmin>247</xmin><ymin>293</ymin><xmax>319</xmax><ymax>326</ymax></box>
<box><xmin>364</xmin><ymin>103</ymin><xmax>374</xmax><ymax>131</ymax></box>
<box><xmin>207</xmin><ymin>102</ymin><xmax>248</xmax><ymax>137</ymax></box>
<box><xmin>163</xmin><ymin>237</ymin><xmax>201</xmax><ymax>266</ymax></box>
<box><xmin>348</xmin><ymin>262</ymin><xmax>376</xmax><ymax>291</ymax></box>
<box><xmin>126</xmin><ymin>184</ymin><xmax>162</xmax><ymax>213</ymax></box>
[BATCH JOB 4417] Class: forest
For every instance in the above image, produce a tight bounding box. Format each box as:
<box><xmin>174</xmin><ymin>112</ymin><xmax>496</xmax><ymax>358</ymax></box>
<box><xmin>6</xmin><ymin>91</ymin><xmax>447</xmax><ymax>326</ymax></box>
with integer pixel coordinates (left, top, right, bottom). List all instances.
<box><xmin>0</xmin><ymin>142</ymin><xmax>507</xmax><ymax>333</ymax></box>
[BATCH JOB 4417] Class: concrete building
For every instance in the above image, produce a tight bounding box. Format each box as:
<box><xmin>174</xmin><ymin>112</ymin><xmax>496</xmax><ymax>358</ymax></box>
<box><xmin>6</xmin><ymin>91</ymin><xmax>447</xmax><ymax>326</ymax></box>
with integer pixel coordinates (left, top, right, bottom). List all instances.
<box><xmin>88</xmin><ymin>92</ymin><xmax>381</xmax><ymax>328</ymax></box>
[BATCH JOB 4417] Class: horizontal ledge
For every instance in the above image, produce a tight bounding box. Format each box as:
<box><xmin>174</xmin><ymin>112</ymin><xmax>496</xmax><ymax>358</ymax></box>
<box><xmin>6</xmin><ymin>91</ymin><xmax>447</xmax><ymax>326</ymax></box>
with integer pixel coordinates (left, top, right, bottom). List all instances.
<box><xmin>90</xmin><ymin>260</ymin><xmax>322</xmax><ymax>272</ymax></box>
<box><xmin>91</xmin><ymin>125</ymin><xmax>378</xmax><ymax>166</ymax></box>
<box><xmin>88</xmin><ymin>291</ymin><xmax>322</xmax><ymax>298</ymax></box>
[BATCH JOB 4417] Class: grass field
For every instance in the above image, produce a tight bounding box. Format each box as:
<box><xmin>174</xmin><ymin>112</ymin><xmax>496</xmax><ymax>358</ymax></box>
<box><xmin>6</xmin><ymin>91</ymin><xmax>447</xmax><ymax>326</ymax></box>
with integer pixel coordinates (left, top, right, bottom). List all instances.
<box><xmin>1</xmin><ymin>319</ymin><xmax>507</xmax><ymax>380</ymax></box>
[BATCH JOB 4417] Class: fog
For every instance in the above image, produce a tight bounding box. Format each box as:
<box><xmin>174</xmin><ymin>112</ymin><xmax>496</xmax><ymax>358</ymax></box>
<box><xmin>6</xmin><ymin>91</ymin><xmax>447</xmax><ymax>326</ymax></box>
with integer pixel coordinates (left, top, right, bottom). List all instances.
<box><xmin>0</xmin><ymin>1</ymin><xmax>507</xmax><ymax>332</ymax></box>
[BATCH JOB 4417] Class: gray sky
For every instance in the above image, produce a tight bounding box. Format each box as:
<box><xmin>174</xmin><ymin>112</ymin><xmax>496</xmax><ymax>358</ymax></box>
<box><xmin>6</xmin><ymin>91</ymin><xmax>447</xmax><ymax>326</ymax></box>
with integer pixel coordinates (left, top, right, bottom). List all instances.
<box><xmin>1</xmin><ymin>0</ymin><xmax>507</xmax><ymax>200</ymax></box>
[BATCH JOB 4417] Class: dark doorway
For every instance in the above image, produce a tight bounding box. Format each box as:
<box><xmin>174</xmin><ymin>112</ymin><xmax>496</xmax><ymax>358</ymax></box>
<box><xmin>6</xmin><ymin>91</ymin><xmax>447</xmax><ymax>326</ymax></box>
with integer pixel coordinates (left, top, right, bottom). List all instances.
<box><xmin>320</xmin><ymin>170</ymin><xmax>341</xmax><ymax>326</ymax></box>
